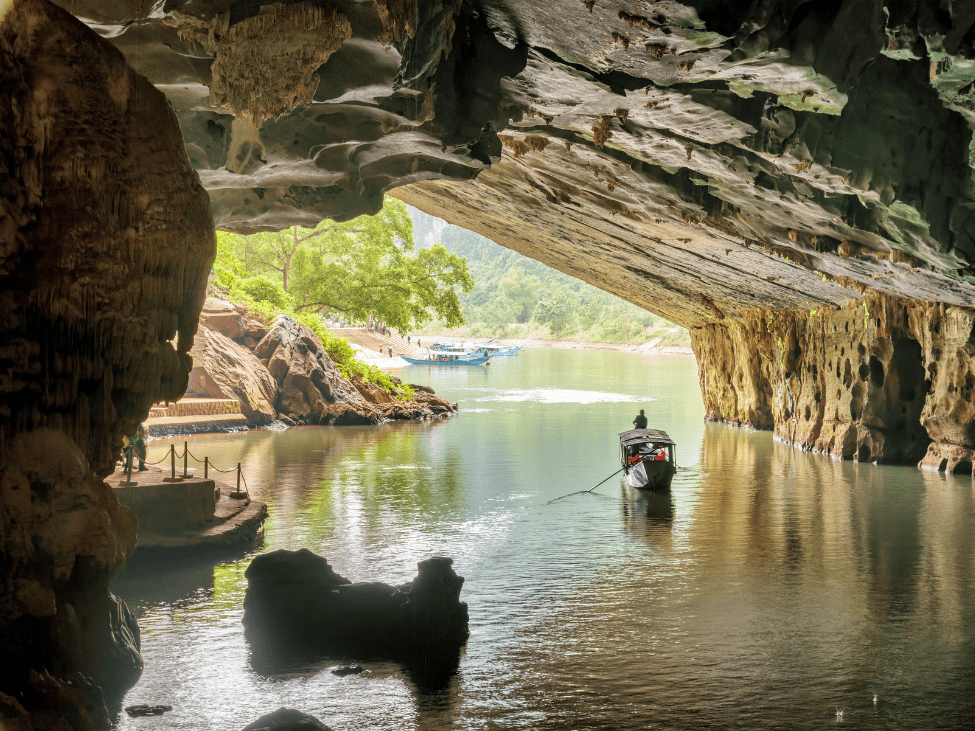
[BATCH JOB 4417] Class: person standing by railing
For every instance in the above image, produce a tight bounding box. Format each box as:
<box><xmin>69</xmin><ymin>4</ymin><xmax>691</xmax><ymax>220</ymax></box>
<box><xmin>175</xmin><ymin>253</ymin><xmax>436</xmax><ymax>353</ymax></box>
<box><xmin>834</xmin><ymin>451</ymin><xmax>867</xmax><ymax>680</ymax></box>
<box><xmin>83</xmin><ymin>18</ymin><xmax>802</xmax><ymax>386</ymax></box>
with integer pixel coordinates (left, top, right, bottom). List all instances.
<box><xmin>123</xmin><ymin>423</ymin><xmax>148</xmax><ymax>471</ymax></box>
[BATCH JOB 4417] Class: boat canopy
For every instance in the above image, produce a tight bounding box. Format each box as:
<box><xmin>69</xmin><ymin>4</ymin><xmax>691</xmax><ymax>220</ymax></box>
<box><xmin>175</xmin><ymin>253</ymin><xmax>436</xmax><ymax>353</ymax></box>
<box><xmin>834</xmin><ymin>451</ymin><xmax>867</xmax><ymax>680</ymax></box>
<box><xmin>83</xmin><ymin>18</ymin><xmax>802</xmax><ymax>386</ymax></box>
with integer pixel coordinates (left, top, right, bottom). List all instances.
<box><xmin>618</xmin><ymin>429</ymin><xmax>676</xmax><ymax>446</ymax></box>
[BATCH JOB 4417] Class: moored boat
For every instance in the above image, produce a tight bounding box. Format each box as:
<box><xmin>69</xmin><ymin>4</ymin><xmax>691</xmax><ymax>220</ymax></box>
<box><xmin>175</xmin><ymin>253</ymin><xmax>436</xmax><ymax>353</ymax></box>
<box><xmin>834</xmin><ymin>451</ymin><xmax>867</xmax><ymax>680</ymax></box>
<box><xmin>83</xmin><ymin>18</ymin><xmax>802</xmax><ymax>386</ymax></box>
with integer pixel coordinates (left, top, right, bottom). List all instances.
<box><xmin>473</xmin><ymin>344</ymin><xmax>522</xmax><ymax>356</ymax></box>
<box><xmin>430</xmin><ymin>342</ymin><xmax>469</xmax><ymax>352</ymax></box>
<box><xmin>401</xmin><ymin>352</ymin><xmax>491</xmax><ymax>365</ymax></box>
<box><xmin>619</xmin><ymin>429</ymin><xmax>676</xmax><ymax>491</ymax></box>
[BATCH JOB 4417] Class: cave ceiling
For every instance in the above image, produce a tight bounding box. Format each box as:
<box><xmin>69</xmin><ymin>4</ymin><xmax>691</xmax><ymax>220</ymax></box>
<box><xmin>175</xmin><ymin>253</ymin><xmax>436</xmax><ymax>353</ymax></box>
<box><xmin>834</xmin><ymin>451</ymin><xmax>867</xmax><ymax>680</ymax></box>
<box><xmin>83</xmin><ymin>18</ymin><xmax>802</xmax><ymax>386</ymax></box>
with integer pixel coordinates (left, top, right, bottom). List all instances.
<box><xmin>54</xmin><ymin>0</ymin><xmax>975</xmax><ymax>327</ymax></box>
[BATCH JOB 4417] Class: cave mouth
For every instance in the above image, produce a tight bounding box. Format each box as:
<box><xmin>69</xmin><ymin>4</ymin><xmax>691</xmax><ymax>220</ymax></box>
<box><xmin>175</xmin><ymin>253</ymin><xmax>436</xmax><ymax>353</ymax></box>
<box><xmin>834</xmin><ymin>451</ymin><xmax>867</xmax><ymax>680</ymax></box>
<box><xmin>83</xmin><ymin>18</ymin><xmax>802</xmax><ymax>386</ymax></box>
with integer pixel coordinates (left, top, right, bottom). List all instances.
<box><xmin>885</xmin><ymin>336</ymin><xmax>930</xmax><ymax>463</ymax></box>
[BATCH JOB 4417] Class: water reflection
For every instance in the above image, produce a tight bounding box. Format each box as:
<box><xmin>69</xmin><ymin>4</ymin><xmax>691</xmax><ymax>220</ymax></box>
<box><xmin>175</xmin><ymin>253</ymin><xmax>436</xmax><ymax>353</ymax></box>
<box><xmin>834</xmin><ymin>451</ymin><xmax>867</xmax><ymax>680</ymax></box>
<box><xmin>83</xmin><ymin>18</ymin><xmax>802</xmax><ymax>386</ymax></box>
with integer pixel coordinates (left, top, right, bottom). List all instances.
<box><xmin>113</xmin><ymin>350</ymin><xmax>975</xmax><ymax>730</ymax></box>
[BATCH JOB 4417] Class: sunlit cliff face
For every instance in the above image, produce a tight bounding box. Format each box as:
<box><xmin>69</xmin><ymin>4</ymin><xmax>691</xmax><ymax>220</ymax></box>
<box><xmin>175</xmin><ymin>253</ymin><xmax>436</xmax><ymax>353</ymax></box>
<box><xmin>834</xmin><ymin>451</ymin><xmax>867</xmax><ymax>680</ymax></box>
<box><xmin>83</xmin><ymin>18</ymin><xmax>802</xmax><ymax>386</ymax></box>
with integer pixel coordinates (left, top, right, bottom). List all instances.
<box><xmin>5</xmin><ymin>1</ymin><xmax>975</xmax><ymax>726</ymax></box>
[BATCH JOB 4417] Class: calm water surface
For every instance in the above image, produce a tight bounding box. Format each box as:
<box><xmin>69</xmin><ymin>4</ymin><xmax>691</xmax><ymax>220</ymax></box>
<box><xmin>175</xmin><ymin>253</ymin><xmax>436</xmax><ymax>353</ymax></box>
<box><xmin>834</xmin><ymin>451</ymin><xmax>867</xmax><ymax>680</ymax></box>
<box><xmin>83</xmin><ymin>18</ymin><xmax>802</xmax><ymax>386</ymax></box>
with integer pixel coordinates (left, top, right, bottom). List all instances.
<box><xmin>113</xmin><ymin>348</ymin><xmax>975</xmax><ymax>730</ymax></box>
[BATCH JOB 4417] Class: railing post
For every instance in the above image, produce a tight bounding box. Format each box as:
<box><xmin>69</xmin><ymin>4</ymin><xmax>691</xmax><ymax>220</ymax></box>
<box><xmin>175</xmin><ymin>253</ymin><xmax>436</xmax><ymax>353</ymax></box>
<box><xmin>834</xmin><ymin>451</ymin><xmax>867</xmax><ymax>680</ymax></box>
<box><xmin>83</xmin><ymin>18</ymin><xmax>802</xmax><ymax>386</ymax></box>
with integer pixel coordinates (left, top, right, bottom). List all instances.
<box><xmin>183</xmin><ymin>441</ymin><xmax>188</xmax><ymax>477</ymax></box>
<box><xmin>163</xmin><ymin>443</ymin><xmax>182</xmax><ymax>482</ymax></box>
<box><xmin>204</xmin><ymin>456</ymin><xmax>209</xmax><ymax>479</ymax></box>
<box><xmin>126</xmin><ymin>445</ymin><xmax>133</xmax><ymax>481</ymax></box>
<box><xmin>236</xmin><ymin>462</ymin><xmax>241</xmax><ymax>493</ymax></box>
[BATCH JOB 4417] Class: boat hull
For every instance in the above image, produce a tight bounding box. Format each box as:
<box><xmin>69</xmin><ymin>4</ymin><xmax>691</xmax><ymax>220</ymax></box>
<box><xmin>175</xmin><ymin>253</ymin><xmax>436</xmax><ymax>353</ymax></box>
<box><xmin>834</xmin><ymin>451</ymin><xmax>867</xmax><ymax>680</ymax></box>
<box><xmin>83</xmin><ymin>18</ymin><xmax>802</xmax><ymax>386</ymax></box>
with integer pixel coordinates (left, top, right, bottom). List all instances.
<box><xmin>624</xmin><ymin>458</ymin><xmax>675</xmax><ymax>491</ymax></box>
<box><xmin>400</xmin><ymin>354</ymin><xmax>491</xmax><ymax>365</ymax></box>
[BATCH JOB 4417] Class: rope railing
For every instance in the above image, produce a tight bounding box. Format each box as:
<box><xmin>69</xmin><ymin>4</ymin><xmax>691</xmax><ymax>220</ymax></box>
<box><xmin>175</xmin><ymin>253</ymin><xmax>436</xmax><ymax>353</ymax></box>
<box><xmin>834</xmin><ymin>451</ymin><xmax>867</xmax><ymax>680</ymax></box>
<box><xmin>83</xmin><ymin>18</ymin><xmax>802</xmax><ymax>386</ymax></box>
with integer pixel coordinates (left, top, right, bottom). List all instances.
<box><xmin>120</xmin><ymin>440</ymin><xmax>250</xmax><ymax>497</ymax></box>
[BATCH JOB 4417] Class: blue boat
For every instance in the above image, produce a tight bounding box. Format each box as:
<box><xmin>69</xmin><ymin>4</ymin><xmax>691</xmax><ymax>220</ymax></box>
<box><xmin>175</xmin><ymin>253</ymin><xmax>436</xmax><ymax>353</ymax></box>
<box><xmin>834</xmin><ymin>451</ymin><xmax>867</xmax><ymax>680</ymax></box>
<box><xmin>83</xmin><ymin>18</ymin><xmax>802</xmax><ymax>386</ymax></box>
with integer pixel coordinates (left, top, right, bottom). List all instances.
<box><xmin>401</xmin><ymin>352</ymin><xmax>491</xmax><ymax>365</ymax></box>
<box><xmin>430</xmin><ymin>342</ymin><xmax>469</xmax><ymax>352</ymax></box>
<box><xmin>473</xmin><ymin>344</ymin><xmax>522</xmax><ymax>356</ymax></box>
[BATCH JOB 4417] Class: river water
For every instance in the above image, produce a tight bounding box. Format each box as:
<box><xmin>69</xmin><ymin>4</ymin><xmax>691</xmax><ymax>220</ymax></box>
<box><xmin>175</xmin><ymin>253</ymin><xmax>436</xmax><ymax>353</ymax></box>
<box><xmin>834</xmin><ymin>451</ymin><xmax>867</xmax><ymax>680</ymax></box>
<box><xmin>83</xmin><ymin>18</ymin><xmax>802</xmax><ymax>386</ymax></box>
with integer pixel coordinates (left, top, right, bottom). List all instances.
<box><xmin>113</xmin><ymin>348</ymin><xmax>975</xmax><ymax>730</ymax></box>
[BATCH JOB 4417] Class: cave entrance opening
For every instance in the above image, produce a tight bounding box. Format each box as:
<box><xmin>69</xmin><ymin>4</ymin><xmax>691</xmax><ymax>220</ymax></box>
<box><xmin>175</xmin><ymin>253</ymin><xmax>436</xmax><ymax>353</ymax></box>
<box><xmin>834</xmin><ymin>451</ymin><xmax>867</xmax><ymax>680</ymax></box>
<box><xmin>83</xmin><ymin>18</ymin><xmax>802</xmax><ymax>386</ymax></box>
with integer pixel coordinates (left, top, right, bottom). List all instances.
<box><xmin>883</xmin><ymin>336</ymin><xmax>929</xmax><ymax>463</ymax></box>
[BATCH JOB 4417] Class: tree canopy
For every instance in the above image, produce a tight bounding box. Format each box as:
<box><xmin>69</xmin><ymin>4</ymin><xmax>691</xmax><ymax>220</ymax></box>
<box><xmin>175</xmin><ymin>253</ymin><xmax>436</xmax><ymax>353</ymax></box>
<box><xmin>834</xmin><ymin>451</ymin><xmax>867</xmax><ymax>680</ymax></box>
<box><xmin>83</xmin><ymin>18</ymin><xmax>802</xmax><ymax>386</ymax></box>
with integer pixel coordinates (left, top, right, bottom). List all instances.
<box><xmin>216</xmin><ymin>200</ymin><xmax>473</xmax><ymax>332</ymax></box>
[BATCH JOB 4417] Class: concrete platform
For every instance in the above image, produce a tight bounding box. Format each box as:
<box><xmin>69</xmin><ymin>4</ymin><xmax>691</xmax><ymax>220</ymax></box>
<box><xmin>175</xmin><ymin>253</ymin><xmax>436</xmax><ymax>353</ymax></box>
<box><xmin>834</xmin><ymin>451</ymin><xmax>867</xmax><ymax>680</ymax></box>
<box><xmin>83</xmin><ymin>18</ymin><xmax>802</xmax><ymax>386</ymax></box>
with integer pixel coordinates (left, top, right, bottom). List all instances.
<box><xmin>111</xmin><ymin>465</ymin><xmax>267</xmax><ymax>553</ymax></box>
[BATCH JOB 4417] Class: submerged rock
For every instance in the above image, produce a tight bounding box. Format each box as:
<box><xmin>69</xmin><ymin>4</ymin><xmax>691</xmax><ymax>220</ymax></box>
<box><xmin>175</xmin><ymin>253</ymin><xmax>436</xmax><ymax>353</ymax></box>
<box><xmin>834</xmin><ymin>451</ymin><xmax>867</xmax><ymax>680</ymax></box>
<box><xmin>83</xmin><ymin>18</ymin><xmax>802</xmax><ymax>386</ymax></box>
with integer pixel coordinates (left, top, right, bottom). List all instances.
<box><xmin>240</xmin><ymin>707</ymin><xmax>333</xmax><ymax>731</ymax></box>
<box><xmin>330</xmin><ymin>663</ymin><xmax>367</xmax><ymax>677</ymax></box>
<box><xmin>242</xmin><ymin>549</ymin><xmax>469</xmax><ymax>671</ymax></box>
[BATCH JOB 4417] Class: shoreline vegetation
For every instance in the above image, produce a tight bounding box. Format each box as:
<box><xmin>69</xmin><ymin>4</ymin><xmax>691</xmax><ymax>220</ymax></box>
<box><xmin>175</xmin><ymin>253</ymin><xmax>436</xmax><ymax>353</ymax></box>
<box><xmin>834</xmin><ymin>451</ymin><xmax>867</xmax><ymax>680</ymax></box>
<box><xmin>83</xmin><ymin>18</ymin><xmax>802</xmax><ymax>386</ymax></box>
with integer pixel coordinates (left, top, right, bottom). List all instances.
<box><xmin>207</xmin><ymin>199</ymin><xmax>694</xmax><ymax>390</ymax></box>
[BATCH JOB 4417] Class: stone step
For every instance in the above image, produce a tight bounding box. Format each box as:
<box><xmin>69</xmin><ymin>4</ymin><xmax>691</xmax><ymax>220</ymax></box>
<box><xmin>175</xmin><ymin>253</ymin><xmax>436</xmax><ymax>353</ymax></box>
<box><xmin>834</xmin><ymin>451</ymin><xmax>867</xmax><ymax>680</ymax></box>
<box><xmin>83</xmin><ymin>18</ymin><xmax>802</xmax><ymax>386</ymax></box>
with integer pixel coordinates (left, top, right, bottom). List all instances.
<box><xmin>148</xmin><ymin>397</ymin><xmax>242</xmax><ymax>419</ymax></box>
<box><xmin>145</xmin><ymin>412</ymin><xmax>247</xmax><ymax>429</ymax></box>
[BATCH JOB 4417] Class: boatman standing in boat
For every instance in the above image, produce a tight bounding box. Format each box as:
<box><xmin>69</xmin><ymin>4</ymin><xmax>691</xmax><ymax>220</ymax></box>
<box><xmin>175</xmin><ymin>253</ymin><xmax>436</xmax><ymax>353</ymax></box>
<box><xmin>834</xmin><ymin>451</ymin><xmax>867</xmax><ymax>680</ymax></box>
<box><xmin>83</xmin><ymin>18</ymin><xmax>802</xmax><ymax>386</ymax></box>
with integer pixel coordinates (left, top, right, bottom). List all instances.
<box><xmin>633</xmin><ymin>409</ymin><xmax>648</xmax><ymax>429</ymax></box>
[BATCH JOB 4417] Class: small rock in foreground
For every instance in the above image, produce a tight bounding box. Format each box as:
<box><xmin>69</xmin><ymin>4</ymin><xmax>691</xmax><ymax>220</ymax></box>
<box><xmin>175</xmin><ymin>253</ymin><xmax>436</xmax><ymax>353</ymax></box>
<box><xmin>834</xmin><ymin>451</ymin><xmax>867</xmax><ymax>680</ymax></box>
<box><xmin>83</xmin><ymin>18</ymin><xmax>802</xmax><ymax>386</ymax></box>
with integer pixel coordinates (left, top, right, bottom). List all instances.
<box><xmin>331</xmin><ymin>663</ymin><xmax>368</xmax><ymax>677</ymax></box>
<box><xmin>125</xmin><ymin>704</ymin><xmax>173</xmax><ymax>717</ymax></box>
<box><xmin>241</xmin><ymin>707</ymin><xmax>333</xmax><ymax>731</ymax></box>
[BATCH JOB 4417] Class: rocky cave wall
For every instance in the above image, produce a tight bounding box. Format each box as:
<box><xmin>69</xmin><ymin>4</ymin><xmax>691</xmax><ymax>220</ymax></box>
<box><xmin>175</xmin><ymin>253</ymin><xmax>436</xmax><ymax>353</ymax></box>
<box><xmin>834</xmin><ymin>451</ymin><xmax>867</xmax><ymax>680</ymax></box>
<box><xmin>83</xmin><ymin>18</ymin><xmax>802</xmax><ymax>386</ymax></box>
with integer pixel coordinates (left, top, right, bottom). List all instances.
<box><xmin>692</xmin><ymin>292</ymin><xmax>975</xmax><ymax>472</ymax></box>
<box><xmin>62</xmin><ymin>0</ymin><xmax>975</xmax><ymax>470</ymax></box>
<box><xmin>0</xmin><ymin>0</ymin><xmax>214</xmax><ymax>725</ymax></box>
<box><xmin>6</xmin><ymin>0</ymin><xmax>975</xmax><ymax>723</ymax></box>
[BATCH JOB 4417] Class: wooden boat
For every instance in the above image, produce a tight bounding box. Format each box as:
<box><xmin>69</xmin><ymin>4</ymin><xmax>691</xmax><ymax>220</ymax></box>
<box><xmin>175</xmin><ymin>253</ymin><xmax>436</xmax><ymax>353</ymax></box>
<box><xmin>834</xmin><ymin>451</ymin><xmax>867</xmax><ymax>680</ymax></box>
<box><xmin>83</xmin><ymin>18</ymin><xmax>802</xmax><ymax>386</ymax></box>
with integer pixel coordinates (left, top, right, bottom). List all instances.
<box><xmin>619</xmin><ymin>429</ymin><xmax>677</xmax><ymax>491</ymax></box>
<box><xmin>473</xmin><ymin>344</ymin><xmax>522</xmax><ymax>356</ymax></box>
<box><xmin>401</xmin><ymin>352</ymin><xmax>491</xmax><ymax>365</ymax></box>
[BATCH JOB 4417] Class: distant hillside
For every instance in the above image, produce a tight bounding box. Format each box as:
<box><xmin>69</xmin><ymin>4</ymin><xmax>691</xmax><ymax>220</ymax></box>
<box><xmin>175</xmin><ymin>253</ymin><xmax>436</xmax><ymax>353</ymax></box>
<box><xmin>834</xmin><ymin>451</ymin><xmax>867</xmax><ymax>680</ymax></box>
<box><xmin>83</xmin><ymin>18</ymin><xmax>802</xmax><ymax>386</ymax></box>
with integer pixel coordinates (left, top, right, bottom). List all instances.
<box><xmin>405</xmin><ymin>206</ymin><xmax>690</xmax><ymax>348</ymax></box>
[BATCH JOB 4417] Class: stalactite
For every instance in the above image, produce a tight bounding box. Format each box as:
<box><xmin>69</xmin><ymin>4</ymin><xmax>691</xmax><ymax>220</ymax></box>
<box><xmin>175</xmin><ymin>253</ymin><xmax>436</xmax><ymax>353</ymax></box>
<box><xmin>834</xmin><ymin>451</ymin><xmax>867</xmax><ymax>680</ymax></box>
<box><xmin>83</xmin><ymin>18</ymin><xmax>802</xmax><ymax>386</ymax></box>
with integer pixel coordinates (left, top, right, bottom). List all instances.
<box><xmin>1</xmin><ymin>0</ymin><xmax>214</xmax><ymax>725</ymax></box>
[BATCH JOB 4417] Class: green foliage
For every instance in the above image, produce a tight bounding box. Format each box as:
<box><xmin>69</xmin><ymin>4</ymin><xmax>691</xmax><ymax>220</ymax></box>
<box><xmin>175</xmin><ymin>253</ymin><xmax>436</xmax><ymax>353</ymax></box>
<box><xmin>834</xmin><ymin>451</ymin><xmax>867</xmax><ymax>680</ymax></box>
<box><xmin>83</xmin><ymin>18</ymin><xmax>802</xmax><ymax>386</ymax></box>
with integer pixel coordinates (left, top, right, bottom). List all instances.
<box><xmin>499</xmin><ymin>266</ymin><xmax>541</xmax><ymax>323</ymax></box>
<box><xmin>213</xmin><ymin>239</ymin><xmax>416</xmax><ymax>401</ymax></box>
<box><xmin>535</xmin><ymin>290</ymin><xmax>576</xmax><ymax>338</ymax></box>
<box><xmin>408</xmin><ymin>211</ymin><xmax>680</xmax><ymax>344</ymax></box>
<box><xmin>241</xmin><ymin>275</ymin><xmax>292</xmax><ymax>310</ymax></box>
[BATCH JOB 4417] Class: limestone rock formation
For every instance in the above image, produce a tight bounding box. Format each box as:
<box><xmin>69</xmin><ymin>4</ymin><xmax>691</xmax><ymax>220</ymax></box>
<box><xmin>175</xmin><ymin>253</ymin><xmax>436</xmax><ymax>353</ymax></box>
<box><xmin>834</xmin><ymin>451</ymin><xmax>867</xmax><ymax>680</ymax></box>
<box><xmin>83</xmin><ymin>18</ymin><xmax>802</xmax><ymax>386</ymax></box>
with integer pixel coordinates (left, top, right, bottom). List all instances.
<box><xmin>0</xmin><ymin>0</ymin><xmax>214</xmax><ymax>723</ymax></box>
<box><xmin>200</xmin><ymin>297</ymin><xmax>248</xmax><ymax>340</ymax></box>
<box><xmin>242</xmin><ymin>548</ymin><xmax>469</xmax><ymax>671</ymax></box>
<box><xmin>40</xmin><ymin>0</ymin><xmax>975</xmax><ymax>465</ymax></box>
<box><xmin>187</xmin><ymin>325</ymin><xmax>278</xmax><ymax>425</ymax></box>
<box><xmin>254</xmin><ymin>317</ymin><xmax>384</xmax><ymax>425</ymax></box>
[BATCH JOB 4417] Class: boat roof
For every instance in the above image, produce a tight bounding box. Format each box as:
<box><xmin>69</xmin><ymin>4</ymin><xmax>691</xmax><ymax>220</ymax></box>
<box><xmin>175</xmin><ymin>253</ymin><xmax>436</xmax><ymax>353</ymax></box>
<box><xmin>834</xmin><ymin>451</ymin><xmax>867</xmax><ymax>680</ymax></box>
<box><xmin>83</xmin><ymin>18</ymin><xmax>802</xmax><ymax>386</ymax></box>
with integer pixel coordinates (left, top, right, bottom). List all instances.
<box><xmin>618</xmin><ymin>429</ymin><xmax>675</xmax><ymax>446</ymax></box>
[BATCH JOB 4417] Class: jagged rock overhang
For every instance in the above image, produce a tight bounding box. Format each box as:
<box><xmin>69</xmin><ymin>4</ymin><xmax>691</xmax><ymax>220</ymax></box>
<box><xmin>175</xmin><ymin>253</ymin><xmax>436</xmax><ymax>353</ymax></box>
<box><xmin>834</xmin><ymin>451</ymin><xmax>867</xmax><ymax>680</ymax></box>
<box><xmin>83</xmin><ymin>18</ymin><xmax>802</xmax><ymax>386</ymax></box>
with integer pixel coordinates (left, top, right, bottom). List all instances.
<box><xmin>58</xmin><ymin>0</ymin><xmax>975</xmax><ymax>324</ymax></box>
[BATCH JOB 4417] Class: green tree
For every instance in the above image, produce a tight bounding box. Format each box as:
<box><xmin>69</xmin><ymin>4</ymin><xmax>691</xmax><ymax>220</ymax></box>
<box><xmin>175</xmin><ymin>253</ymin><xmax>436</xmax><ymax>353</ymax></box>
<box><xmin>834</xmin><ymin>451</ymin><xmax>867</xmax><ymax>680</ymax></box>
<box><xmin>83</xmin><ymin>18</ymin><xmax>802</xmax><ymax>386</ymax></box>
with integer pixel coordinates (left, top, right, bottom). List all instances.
<box><xmin>500</xmin><ymin>266</ymin><xmax>541</xmax><ymax>323</ymax></box>
<box><xmin>237</xmin><ymin>224</ymin><xmax>344</xmax><ymax>291</ymax></box>
<box><xmin>288</xmin><ymin>200</ymin><xmax>474</xmax><ymax>331</ymax></box>
<box><xmin>535</xmin><ymin>290</ymin><xmax>576</xmax><ymax>338</ymax></box>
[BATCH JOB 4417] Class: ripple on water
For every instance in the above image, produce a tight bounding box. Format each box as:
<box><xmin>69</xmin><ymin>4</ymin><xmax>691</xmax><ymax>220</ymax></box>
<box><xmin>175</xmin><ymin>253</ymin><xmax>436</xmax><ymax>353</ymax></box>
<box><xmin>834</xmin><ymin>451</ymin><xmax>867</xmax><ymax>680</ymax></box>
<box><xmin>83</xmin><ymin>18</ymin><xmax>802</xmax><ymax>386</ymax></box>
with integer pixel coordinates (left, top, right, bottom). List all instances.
<box><xmin>115</xmin><ymin>350</ymin><xmax>975</xmax><ymax>731</ymax></box>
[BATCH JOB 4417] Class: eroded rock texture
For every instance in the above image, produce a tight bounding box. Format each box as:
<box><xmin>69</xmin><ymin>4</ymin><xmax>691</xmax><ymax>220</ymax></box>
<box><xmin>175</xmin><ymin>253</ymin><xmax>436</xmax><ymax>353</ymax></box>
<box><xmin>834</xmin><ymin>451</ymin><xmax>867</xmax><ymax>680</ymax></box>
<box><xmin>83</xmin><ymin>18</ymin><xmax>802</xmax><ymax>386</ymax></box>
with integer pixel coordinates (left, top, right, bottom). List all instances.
<box><xmin>51</xmin><ymin>0</ymin><xmax>975</xmax><ymax>464</ymax></box>
<box><xmin>0</xmin><ymin>0</ymin><xmax>214</xmax><ymax>723</ymax></box>
<box><xmin>693</xmin><ymin>293</ymin><xmax>975</xmax><ymax>471</ymax></box>
<box><xmin>249</xmin><ymin>316</ymin><xmax>457</xmax><ymax>424</ymax></box>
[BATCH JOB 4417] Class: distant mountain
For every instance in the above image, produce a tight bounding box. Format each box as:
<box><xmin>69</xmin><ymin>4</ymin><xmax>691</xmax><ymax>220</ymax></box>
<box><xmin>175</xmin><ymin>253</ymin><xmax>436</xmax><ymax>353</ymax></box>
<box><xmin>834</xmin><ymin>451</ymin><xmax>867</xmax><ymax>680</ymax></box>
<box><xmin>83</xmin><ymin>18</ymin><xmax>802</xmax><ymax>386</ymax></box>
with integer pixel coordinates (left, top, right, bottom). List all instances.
<box><xmin>404</xmin><ymin>206</ymin><xmax>690</xmax><ymax>347</ymax></box>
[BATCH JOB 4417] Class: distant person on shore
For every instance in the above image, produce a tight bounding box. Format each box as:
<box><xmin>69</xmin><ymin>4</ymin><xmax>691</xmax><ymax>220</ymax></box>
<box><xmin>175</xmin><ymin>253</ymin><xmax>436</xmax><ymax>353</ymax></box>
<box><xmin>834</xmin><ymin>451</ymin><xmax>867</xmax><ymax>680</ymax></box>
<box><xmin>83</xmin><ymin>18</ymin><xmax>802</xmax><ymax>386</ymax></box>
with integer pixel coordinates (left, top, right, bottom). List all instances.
<box><xmin>633</xmin><ymin>409</ymin><xmax>648</xmax><ymax>430</ymax></box>
<box><xmin>388</xmin><ymin>346</ymin><xmax>393</xmax><ymax>357</ymax></box>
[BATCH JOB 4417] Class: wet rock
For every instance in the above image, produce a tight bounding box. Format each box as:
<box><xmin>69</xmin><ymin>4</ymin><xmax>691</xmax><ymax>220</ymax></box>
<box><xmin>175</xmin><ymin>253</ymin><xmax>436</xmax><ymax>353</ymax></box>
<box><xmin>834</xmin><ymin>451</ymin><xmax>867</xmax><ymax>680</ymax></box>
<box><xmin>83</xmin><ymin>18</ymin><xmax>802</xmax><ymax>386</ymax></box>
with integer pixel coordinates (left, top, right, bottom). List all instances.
<box><xmin>81</xmin><ymin>593</ymin><xmax>143</xmax><ymax>701</ymax></box>
<box><xmin>187</xmin><ymin>325</ymin><xmax>277</xmax><ymax>426</ymax></box>
<box><xmin>330</xmin><ymin>663</ymin><xmax>367</xmax><ymax>677</ymax></box>
<box><xmin>243</xmin><ymin>550</ymin><xmax>468</xmax><ymax>670</ymax></box>
<box><xmin>125</xmin><ymin>704</ymin><xmax>173</xmax><ymax>717</ymax></box>
<box><xmin>240</xmin><ymin>707</ymin><xmax>333</xmax><ymax>731</ymax></box>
